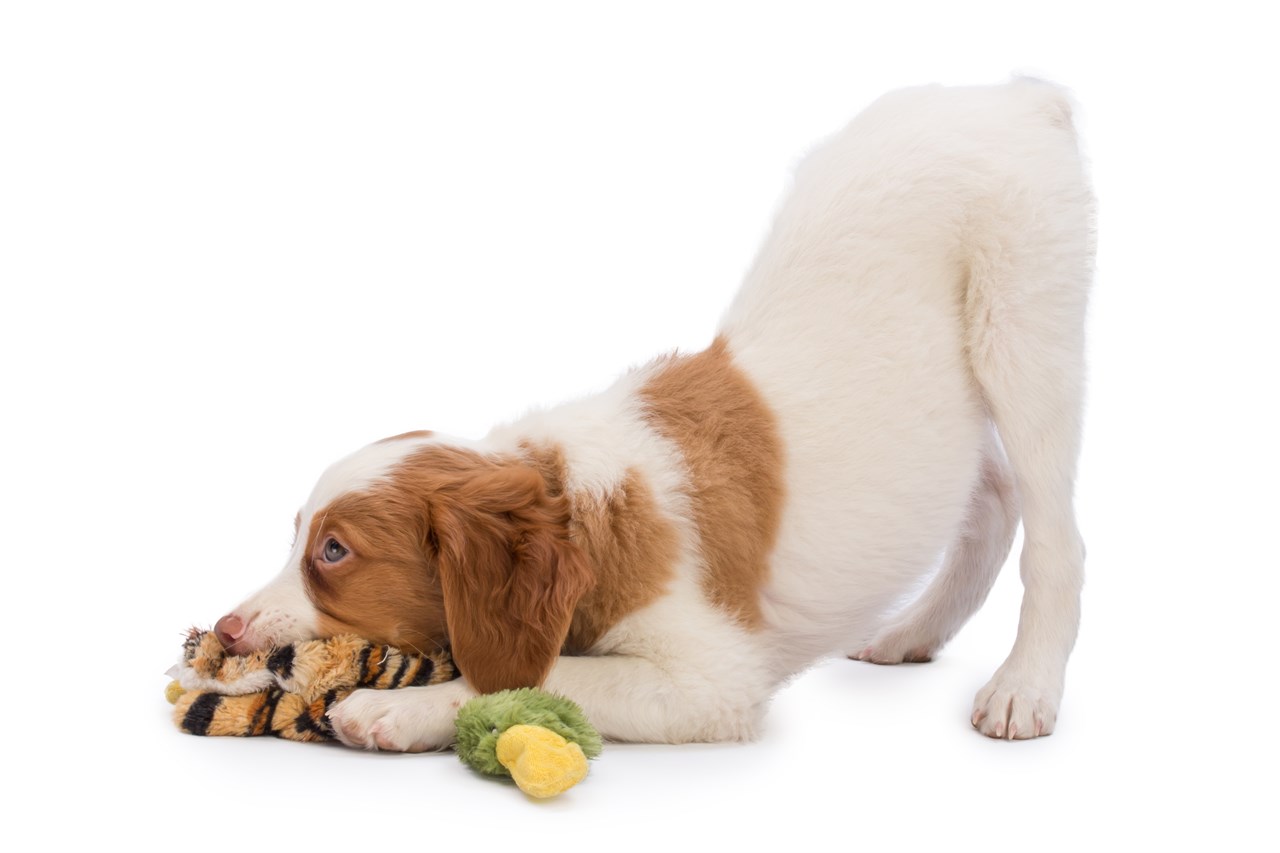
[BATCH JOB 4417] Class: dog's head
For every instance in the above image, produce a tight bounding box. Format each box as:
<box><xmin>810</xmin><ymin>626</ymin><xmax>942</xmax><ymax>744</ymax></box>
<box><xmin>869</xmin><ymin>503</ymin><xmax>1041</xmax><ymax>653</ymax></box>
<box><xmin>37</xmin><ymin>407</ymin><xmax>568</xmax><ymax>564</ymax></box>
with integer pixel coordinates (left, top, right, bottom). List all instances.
<box><xmin>216</xmin><ymin>434</ymin><xmax>593</xmax><ymax>693</ymax></box>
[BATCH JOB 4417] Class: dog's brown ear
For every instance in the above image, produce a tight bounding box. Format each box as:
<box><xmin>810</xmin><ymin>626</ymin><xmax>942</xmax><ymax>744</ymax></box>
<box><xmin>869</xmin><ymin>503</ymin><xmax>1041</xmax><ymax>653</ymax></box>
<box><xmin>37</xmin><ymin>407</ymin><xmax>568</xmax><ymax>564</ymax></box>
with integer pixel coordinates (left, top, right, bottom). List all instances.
<box><xmin>432</xmin><ymin>463</ymin><xmax>593</xmax><ymax>694</ymax></box>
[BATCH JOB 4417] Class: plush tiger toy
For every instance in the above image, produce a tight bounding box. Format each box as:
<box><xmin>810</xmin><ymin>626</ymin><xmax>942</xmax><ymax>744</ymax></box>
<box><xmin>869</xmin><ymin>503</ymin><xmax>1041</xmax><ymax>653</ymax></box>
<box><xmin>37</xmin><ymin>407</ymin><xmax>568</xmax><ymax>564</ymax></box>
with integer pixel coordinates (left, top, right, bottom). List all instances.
<box><xmin>167</xmin><ymin>628</ymin><xmax>457</xmax><ymax>742</ymax></box>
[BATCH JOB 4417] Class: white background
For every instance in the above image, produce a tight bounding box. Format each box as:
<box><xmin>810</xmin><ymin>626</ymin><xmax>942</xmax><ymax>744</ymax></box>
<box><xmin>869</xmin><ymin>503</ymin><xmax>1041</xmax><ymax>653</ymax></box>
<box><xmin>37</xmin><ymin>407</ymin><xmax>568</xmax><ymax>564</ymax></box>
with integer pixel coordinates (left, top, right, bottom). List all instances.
<box><xmin>2</xmin><ymin>3</ymin><xmax>1277</xmax><ymax>852</ymax></box>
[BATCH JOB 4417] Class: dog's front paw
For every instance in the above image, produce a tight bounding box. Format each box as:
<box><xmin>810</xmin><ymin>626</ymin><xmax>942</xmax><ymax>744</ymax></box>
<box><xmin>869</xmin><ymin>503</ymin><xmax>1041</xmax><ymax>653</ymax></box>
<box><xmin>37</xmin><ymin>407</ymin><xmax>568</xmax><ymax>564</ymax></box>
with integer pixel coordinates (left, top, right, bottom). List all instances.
<box><xmin>971</xmin><ymin>668</ymin><xmax>1060</xmax><ymax>740</ymax></box>
<box><xmin>328</xmin><ymin>682</ymin><xmax>473</xmax><ymax>753</ymax></box>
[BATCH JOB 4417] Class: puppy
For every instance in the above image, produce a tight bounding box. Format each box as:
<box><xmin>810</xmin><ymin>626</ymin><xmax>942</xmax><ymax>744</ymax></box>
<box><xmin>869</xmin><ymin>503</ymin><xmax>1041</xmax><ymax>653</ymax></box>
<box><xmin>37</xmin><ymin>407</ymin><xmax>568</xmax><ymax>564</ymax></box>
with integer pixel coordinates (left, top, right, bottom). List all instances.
<box><xmin>216</xmin><ymin>80</ymin><xmax>1093</xmax><ymax>748</ymax></box>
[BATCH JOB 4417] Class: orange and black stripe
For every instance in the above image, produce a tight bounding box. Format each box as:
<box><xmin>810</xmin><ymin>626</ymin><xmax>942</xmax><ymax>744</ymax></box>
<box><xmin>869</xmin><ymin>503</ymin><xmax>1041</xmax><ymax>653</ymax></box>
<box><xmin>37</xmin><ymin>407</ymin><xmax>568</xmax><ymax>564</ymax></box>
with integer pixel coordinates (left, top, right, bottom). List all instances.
<box><xmin>172</xmin><ymin>632</ymin><xmax>458</xmax><ymax>742</ymax></box>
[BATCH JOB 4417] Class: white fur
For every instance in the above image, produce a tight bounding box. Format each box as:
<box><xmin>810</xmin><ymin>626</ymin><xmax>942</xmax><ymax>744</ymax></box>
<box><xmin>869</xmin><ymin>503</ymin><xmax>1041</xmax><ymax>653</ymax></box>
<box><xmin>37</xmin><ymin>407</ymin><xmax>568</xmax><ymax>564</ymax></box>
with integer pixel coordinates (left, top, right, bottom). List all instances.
<box><xmin>176</xmin><ymin>667</ymin><xmax>279</xmax><ymax>696</ymax></box>
<box><xmin>239</xmin><ymin>79</ymin><xmax>1094</xmax><ymax>747</ymax></box>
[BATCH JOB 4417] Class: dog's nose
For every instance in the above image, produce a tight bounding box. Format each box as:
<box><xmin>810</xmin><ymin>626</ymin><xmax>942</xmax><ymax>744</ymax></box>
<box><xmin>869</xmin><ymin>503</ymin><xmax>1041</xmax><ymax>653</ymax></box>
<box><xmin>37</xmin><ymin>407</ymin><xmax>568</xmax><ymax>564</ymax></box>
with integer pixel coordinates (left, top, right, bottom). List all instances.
<box><xmin>214</xmin><ymin>613</ymin><xmax>246</xmax><ymax>650</ymax></box>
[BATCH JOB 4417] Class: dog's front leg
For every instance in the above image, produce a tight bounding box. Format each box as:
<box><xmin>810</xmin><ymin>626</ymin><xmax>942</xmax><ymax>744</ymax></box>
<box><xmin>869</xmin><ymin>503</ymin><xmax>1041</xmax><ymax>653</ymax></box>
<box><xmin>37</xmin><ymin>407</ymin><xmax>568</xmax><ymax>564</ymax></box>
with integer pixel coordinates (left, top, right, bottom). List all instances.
<box><xmin>546</xmin><ymin>655</ymin><xmax>765</xmax><ymax>743</ymax></box>
<box><xmin>328</xmin><ymin>653</ymin><xmax>766</xmax><ymax>751</ymax></box>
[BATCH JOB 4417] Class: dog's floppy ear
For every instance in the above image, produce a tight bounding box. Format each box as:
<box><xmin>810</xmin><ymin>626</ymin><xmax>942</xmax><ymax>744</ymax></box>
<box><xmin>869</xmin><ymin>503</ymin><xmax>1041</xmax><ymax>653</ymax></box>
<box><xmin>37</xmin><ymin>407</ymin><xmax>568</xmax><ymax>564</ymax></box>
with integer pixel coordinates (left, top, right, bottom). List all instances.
<box><xmin>432</xmin><ymin>463</ymin><xmax>593</xmax><ymax>694</ymax></box>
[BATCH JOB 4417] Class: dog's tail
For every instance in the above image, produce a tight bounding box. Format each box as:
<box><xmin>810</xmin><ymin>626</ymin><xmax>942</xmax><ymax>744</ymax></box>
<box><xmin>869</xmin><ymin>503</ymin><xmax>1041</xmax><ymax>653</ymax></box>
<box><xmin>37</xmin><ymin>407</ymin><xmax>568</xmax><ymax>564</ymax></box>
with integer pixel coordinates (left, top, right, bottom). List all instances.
<box><xmin>1007</xmin><ymin>74</ymin><xmax>1082</xmax><ymax>141</ymax></box>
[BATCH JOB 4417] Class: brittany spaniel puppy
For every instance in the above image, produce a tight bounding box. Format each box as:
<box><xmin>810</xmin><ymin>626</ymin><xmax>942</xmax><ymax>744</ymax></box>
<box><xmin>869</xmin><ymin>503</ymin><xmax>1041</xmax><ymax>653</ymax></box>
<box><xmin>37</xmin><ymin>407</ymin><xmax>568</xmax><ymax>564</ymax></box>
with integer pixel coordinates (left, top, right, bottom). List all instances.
<box><xmin>215</xmin><ymin>80</ymin><xmax>1093</xmax><ymax>748</ymax></box>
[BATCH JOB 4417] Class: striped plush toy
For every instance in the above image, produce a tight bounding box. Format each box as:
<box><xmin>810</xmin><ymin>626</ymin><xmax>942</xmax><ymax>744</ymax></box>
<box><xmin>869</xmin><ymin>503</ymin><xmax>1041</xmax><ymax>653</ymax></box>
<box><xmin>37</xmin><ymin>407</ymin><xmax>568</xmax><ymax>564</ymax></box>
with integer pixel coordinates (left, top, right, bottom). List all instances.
<box><xmin>166</xmin><ymin>628</ymin><xmax>457</xmax><ymax>741</ymax></box>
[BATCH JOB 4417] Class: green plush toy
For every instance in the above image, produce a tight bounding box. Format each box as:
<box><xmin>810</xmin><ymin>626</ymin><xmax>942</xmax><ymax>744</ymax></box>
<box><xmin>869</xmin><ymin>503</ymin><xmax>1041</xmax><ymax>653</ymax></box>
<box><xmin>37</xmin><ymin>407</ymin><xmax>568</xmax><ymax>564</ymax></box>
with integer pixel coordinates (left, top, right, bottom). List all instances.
<box><xmin>455</xmin><ymin>688</ymin><xmax>603</xmax><ymax>798</ymax></box>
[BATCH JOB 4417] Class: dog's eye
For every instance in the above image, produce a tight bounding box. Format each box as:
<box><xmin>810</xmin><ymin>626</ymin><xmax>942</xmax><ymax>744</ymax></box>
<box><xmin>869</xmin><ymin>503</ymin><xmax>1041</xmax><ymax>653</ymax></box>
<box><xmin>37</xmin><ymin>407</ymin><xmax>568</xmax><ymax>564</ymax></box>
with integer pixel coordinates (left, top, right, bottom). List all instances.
<box><xmin>322</xmin><ymin>538</ymin><xmax>348</xmax><ymax>562</ymax></box>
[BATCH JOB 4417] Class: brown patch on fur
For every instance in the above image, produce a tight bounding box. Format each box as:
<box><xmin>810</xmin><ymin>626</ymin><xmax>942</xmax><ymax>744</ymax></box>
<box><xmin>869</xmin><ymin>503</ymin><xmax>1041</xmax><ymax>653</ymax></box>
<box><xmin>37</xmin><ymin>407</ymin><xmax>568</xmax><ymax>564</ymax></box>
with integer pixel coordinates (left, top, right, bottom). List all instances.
<box><xmin>638</xmin><ymin>336</ymin><xmax>784</xmax><ymax>629</ymax></box>
<box><xmin>568</xmin><ymin>471</ymin><xmax>681</xmax><ymax>651</ymax></box>
<box><xmin>303</xmin><ymin>445</ymin><xmax>593</xmax><ymax>694</ymax></box>
<box><xmin>304</xmin><ymin>485</ymin><xmax>450</xmax><ymax>658</ymax></box>
<box><xmin>376</xmin><ymin>430</ymin><xmax>434</xmax><ymax>443</ymax></box>
<box><xmin>522</xmin><ymin>442</ymin><xmax>680</xmax><ymax>653</ymax></box>
<box><xmin>520</xmin><ymin>442</ymin><xmax>568</xmax><ymax>499</ymax></box>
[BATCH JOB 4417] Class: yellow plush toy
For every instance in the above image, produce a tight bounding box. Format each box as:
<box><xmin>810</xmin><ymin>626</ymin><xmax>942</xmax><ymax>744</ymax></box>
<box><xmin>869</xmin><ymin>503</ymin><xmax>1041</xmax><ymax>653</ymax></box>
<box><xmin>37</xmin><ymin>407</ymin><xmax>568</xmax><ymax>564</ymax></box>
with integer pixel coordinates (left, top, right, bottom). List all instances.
<box><xmin>453</xmin><ymin>687</ymin><xmax>602</xmax><ymax>798</ymax></box>
<box><xmin>494</xmin><ymin>724</ymin><xmax>591</xmax><ymax>798</ymax></box>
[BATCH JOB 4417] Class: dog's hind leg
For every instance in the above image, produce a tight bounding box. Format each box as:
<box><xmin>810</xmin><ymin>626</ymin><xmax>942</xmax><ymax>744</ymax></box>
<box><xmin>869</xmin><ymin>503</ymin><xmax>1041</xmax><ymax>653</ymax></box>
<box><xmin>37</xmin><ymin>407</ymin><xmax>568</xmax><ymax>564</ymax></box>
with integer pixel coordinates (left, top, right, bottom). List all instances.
<box><xmin>964</xmin><ymin>97</ymin><xmax>1094</xmax><ymax>739</ymax></box>
<box><xmin>853</xmin><ymin>427</ymin><xmax>1018</xmax><ymax>665</ymax></box>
